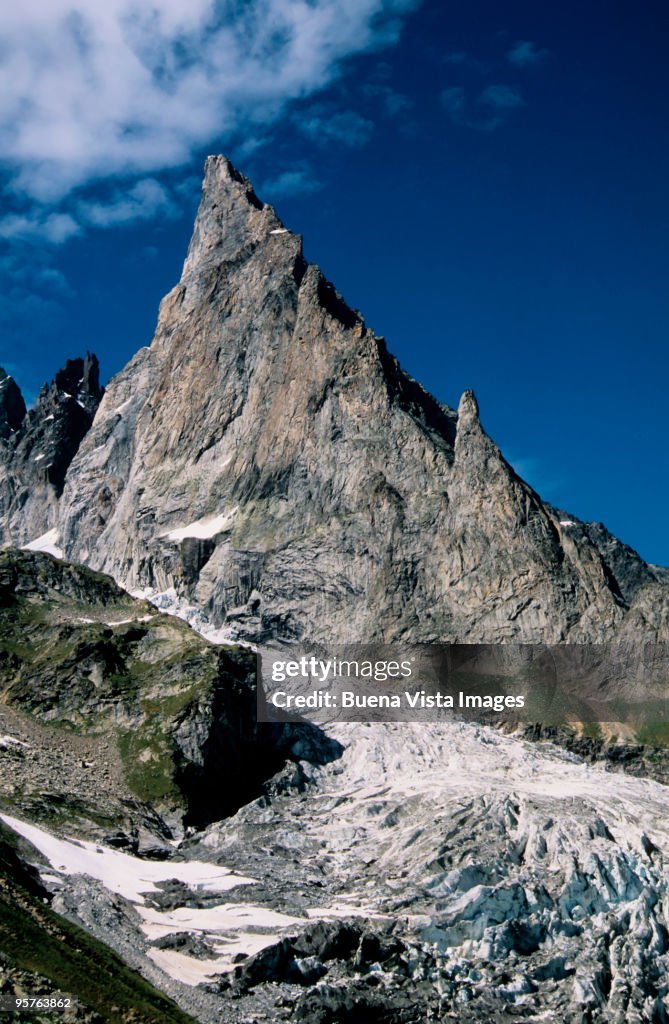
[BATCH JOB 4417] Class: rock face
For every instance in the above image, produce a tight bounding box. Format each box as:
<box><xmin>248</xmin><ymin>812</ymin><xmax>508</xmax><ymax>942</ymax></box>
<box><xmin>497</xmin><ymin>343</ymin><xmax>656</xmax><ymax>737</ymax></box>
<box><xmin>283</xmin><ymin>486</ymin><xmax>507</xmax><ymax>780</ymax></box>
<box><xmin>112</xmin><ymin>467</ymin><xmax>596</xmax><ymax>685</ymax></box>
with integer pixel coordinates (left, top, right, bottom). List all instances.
<box><xmin>0</xmin><ymin>549</ymin><xmax>337</xmax><ymax>832</ymax></box>
<box><xmin>0</xmin><ymin>354</ymin><xmax>104</xmax><ymax>548</ymax></box>
<box><xmin>0</xmin><ymin>369</ymin><xmax>26</xmax><ymax>440</ymax></box>
<box><xmin>10</xmin><ymin>154</ymin><xmax>654</xmax><ymax>645</ymax></box>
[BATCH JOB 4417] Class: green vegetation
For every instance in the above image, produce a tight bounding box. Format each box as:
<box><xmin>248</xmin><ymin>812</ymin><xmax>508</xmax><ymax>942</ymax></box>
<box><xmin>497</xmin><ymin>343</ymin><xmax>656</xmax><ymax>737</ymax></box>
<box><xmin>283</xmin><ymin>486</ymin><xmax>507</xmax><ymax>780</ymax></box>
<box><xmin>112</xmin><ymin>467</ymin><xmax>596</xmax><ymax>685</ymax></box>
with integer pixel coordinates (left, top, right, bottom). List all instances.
<box><xmin>635</xmin><ymin>722</ymin><xmax>669</xmax><ymax>746</ymax></box>
<box><xmin>117</xmin><ymin>727</ymin><xmax>181</xmax><ymax>805</ymax></box>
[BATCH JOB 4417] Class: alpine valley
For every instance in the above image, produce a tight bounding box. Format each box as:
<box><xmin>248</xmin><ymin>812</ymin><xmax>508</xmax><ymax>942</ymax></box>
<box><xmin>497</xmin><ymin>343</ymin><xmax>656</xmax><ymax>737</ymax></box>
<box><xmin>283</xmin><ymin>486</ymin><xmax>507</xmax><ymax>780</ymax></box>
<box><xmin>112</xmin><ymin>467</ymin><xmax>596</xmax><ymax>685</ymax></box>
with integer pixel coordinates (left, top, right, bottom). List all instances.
<box><xmin>1</xmin><ymin>157</ymin><xmax>668</xmax><ymax>1024</ymax></box>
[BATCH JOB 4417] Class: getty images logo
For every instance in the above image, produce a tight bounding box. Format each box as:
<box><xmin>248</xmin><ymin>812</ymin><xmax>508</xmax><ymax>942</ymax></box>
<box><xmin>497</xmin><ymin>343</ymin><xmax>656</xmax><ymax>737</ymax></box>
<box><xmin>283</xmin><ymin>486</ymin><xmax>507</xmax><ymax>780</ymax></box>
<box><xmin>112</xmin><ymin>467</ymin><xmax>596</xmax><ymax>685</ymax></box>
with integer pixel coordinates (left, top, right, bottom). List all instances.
<box><xmin>270</xmin><ymin>655</ymin><xmax>413</xmax><ymax>683</ymax></box>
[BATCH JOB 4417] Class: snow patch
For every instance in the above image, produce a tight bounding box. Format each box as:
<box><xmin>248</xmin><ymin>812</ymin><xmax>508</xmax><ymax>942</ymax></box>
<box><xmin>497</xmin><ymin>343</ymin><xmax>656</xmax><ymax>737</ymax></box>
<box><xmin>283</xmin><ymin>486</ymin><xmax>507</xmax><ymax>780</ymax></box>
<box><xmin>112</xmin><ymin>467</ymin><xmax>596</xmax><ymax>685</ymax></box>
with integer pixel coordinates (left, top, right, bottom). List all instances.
<box><xmin>104</xmin><ymin>615</ymin><xmax>154</xmax><ymax>627</ymax></box>
<box><xmin>22</xmin><ymin>529</ymin><xmax>63</xmax><ymax>559</ymax></box>
<box><xmin>0</xmin><ymin>814</ymin><xmax>255</xmax><ymax>904</ymax></box>
<box><xmin>270</xmin><ymin>228</ymin><xmax>289</xmax><ymax>235</ymax></box>
<box><xmin>140</xmin><ymin>903</ymin><xmax>306</xmax><ymax>984</ymax></box>
<box><xmin>138</xmin><ymin>902</ymin><xmax>305</xmax><ymax>939</ymax></box>
<box><xmin>560</xmin><ymin>520</ymin><xmax>577</xmax><ymax>527</ymax></box>
<box><xmin>33</xmin><ymin>454</ymin><xmax>45</xmax><ymax>462</ymax></box>
<box><xmin>147</xmin><ymin>948</ymin><xmax>229</xmax><ymax>986</ymax></box>
<box><xmin>162</xmin><ymin>510</ymin><xmax>237</xmax><ymax>542</ymax></box>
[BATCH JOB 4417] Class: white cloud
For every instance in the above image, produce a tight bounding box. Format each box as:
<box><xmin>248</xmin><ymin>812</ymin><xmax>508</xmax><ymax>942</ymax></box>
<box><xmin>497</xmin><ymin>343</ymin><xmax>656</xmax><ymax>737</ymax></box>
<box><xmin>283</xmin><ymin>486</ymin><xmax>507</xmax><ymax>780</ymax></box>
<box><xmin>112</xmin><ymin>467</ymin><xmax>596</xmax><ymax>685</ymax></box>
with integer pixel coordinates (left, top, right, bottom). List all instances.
<box><xmin>0</xmin><ymin>211</ymin><xmax>81</xmax><ymax>244</ymax></box>
<box><xmin>507</xmin><ymin>41</ymin><xmax>549</xmax><ymax>67</ymax></box>
<box><xmin>0</xmin><ymin>0</ymin><xmax>421</xmax><ymax>205</ymax></box>
<box><xmin>78</xmin><ymin>178</ymin><xmax>178</xmax><ymax>227</ymax></box>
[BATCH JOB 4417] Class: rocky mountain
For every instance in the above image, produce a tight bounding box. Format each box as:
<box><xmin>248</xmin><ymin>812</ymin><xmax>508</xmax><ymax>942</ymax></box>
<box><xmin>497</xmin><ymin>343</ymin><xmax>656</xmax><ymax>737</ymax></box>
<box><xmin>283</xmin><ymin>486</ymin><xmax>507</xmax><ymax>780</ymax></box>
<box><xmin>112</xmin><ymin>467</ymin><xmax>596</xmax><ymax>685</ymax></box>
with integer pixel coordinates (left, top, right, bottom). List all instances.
<box><xmin>0</xmin><ymin>355</ymin><xmax>104</xmax><ymax>551</ymax></box>
<box><xmin>0</xmin><ymin>159</ymin><xmax>666</xmax><ymax>644</ymax></box>
<box><xmin>0</xmin><ymin>159</ymin><xmax>645</xmax><ymax>643</ymax></box>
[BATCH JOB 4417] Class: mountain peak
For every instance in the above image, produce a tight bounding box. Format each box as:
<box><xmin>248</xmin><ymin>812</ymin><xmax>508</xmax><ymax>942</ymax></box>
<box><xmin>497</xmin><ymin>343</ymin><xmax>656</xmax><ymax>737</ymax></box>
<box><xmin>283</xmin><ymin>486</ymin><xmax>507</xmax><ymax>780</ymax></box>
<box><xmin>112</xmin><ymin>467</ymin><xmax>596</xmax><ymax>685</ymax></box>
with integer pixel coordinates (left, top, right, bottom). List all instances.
<box><xmin>204</xmin><ymin>154</ymin><xmax>265</xmax><ymax>206</ymax></box>
<box><xmin>182</xmin><ymin>155</ymin><xmax>291</xmax><ymax>282</ymax></box>
<box><xmin>0</xmin><ymin>354</ymin><xmax>104</xmax><ymax>547</ymax></box>
<box><xmin>2</xmin><ymin>154</ymin><xmax>664</xmax><ymax>643</ymax></box>
<box><xmin>0</xmin><ymin>368</ymin><xmax>26</xmax><ymax>440</ymax></box>
<box><xmin>457</xmin><ymin>388</ymin><xmax>479</xmax><ymax>423</ymax></box>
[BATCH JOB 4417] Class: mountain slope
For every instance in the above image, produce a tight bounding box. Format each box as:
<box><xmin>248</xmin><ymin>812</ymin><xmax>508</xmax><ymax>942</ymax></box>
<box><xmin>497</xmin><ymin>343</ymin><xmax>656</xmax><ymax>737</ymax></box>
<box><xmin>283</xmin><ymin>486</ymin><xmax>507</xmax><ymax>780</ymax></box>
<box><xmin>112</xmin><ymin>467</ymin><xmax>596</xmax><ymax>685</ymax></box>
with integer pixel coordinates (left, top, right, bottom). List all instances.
<box><xmin>0</xmin><ymin>821</ymin><xmax>198</xmax><ymax>1024</ymax></box>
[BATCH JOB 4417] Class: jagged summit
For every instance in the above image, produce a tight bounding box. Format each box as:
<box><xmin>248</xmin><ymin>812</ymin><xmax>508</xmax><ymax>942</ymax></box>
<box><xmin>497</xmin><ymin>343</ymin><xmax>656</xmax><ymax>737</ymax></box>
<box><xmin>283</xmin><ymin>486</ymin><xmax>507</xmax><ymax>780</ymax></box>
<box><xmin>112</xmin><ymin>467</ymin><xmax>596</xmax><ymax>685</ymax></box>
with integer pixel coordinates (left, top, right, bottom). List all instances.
<box><xmin>52</xmin><ymin>353</ymin><xmax>102</xmax><ymax>416</ymax></box>
<box><xmin>0</xmin><ymin>368</ymin><xmax>26</xmax><ymax>440</ymax></box>
<box><xmin>0</xmin><ymin>156</ymin><xmax>667</xmax><ymax>643</ymax></box>
<box><xmin>0</xmin><ymin>353</ymin><xmax>104</xmax><ymax>547</ymax></box>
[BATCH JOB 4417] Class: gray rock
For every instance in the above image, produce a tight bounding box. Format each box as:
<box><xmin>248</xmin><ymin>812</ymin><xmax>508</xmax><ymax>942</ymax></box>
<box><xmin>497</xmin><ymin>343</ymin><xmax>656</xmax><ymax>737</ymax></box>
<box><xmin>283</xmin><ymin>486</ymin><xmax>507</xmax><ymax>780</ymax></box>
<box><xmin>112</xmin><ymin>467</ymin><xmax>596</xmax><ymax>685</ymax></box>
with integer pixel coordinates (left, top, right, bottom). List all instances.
<box><xmin>0</xmin><ymin>354</ymin><xmax>103</xmax><ymax>547</ymax></box>
<box><xmin>25</xmin><ymin>155</ymin><xmax>664</xmax><ymax>645</ymax></box>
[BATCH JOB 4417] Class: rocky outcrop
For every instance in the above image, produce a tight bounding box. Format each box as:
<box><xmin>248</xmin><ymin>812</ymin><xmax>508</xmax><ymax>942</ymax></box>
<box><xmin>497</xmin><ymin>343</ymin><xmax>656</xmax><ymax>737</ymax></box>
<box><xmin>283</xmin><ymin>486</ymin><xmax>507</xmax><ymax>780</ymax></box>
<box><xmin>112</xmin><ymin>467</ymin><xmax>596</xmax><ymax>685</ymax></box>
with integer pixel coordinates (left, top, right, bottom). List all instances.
<box><xmin>0</xmin><ymin>355</ymin><xmax>104</xmax><ymax>548</ymax></box>
<box><xmin>0</xmin><ymin>549</ymin><xmax>339</xmax><ymax>832</ymax></box>
<box><xmin>11</xmin><ymin>155</ymin><xmax>654</xmax><ymax>645</ymax></box>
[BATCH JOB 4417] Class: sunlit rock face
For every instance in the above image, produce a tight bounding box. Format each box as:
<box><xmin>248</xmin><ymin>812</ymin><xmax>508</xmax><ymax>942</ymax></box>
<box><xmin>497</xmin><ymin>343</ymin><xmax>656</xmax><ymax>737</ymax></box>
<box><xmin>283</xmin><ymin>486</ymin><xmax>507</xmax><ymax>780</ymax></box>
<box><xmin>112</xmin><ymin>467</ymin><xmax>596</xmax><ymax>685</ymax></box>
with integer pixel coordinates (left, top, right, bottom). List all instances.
<box><xmin>38</xmin><ymin>156</ymin><xmax>664</xmax><ymax>644</ymax></box>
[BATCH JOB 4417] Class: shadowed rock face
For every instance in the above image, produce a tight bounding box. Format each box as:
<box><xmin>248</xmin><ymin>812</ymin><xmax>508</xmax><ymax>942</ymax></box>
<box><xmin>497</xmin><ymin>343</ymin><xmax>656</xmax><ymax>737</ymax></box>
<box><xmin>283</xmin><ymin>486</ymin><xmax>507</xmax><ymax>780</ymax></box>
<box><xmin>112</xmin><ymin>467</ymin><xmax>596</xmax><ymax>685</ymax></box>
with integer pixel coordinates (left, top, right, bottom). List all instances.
<box><xmin>2</xmin><ymin>157</ymin><xmax>668</xmax><ymax>643</ymax></box>
<box><xmin>0</xmin><ymin>354</ymin><xmax>104</xmax><ymax>547</ymax></box>
<box><xmin>0</xmin><ymin>369</ymin><xmax>26</xmax><ymax>440</ymax></box>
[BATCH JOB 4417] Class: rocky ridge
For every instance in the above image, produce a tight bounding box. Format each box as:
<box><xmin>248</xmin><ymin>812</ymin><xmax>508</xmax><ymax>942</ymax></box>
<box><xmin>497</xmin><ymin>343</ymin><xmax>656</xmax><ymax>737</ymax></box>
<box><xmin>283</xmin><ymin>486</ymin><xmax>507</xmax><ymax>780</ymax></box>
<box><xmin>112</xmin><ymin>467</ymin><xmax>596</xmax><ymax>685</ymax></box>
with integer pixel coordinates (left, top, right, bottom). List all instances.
<box><xmin>0</xmin><ymin>355</ymin><xmax>104</xmax><ymax>550</ymax></box>
<box><xmin>0</xmin><ymin>157</ymin><xmax>664</xmax><ymax>644</ymax></box>
<box><xmin>0</xmin><ymin>369</ymin><xmax>26</xmax><ymax>441</ymax></box>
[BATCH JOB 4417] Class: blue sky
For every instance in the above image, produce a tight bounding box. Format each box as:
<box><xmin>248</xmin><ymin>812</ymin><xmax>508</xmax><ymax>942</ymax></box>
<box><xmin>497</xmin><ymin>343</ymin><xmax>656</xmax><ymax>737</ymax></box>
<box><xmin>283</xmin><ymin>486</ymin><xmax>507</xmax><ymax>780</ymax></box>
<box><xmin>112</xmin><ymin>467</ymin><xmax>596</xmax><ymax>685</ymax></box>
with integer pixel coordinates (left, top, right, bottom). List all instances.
<box><xmin>1</xmin><ymin>0</ymin><xmax>667</xmax><ymax>565</ymax></box>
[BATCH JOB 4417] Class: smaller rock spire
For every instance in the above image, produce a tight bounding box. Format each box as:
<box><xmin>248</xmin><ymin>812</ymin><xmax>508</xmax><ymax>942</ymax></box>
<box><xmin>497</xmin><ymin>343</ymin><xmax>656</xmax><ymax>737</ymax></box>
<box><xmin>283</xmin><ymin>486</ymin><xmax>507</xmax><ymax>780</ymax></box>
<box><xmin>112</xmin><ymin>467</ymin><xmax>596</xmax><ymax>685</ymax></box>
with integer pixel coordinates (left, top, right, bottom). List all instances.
<box><xmin>0</xmin><ymin>367</ymin><xmax>27</xmax><ymax>439</ymax></box>
<box><xmin>457</xmin><ymin>389</ymin><xmax>480</xmax><ymax>425</ymax></box>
